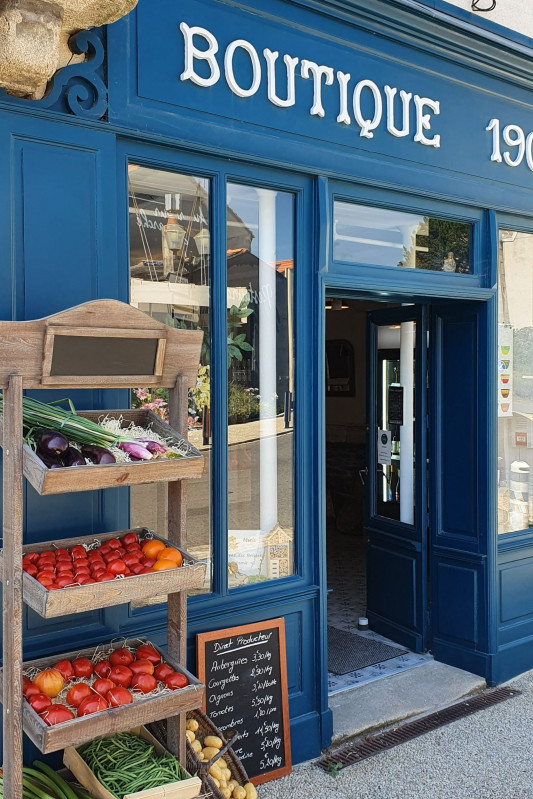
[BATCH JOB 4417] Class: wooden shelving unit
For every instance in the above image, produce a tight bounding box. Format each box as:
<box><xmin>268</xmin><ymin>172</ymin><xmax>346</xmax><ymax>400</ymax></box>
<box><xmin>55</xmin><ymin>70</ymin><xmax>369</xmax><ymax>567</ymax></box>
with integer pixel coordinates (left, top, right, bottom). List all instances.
<box><xmin>0</xmin><ymin>300</ymin><xmax>206</xmax><ymax>798</ymax></box>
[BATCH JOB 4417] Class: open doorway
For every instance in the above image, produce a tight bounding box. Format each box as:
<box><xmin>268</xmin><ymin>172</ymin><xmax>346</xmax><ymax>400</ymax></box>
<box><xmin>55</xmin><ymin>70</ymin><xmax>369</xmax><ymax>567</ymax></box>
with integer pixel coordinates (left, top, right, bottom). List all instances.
<box><xmin>326</xmin><ymin>297</ymin><xmax>432</xmax><ymax>695</ymax></box>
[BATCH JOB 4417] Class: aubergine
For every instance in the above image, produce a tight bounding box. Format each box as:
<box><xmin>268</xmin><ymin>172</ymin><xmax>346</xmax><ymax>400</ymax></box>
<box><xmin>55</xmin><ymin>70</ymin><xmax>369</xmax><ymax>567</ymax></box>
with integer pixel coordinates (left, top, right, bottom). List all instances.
<box><xmin>62</xmin><ymin>446</ymin><xmax>85</xmax><ymax>467</ymax></box>
<box><xmin>36</xmin><ymin>430</ymin><xmax>69</xmax><ymax>457</ymax></box>
<box><xmin>81</xmin><ymin>444</ymin><xmax>116</xmax><ymax>464</ymax></box>
<box><xmin>38</xmin><ymin>453</ymin><xmax>64</xmax><ymax>469</ymax></box>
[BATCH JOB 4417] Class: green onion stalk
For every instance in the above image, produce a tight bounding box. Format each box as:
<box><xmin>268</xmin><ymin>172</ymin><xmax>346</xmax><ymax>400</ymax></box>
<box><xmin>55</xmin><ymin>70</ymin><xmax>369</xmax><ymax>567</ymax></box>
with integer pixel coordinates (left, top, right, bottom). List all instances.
<box><xmin>0</xmin><ymin>394</ymin><xmax>168</xmax><ymax>461</ymax></box>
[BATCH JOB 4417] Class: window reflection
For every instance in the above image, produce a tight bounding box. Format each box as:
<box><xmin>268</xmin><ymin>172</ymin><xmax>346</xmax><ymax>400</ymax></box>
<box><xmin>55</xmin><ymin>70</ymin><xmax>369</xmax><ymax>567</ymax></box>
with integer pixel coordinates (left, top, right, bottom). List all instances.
<box><xmin>226</xmin><ymin>185</ymin><xmax>295</xmax><ymax>586</ymax></box>
<box><xmin>333</xmin><ymin>201</ymin><xmax>471</xmax><ymax>273</ymax></box>
<box><xmin>128</xmin><ymin>164</ymin><xmax>211</xmax><ymax>596</ymax></box>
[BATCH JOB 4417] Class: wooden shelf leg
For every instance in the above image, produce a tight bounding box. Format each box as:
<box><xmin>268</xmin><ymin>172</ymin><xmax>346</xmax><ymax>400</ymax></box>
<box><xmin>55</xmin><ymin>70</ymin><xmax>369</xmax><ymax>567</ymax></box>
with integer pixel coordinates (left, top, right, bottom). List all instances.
<box><xmin>3</xmin><ymin>374</ymin><xmax>24</xmax><ymax>798</ymax></box>
<box><xmin>167</xmin><ymin>374</ymin><xmax>190</xmax><ymax>766</ymax></box>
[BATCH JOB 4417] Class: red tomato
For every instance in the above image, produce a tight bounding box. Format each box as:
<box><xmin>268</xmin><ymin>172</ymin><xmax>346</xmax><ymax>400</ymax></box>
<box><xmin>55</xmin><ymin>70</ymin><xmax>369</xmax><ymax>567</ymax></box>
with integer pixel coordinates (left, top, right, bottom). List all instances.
<box><xmin>56</xmin><ymin>561</ymin><xmax>74</xmax><ymax>574</ymax></box>
<box><xmin>39</xmin><ymin>551</ymin><xmax>55</xmax><ymax>560</ymax></box>
<box><xmin>66</xmin><ymin>682</ymin><xmax>94</xmax><ymax>708</ymax></box>
<box><xmin>23</xmin><ymin>564</ymin><xmax>38</xmax><ymax>578</ymax></box>
<box><xmin>154</xmin><ymin>663</ymin><xmax>175</xmax><ymax>682</ymax></box>
<box><xmin>73</xmin><ymin>557</ymin><xmax>90</xmax><ymax>569</ymax></box>
<box><xmin>123</xmin><ymin>553</ymin><xmax>142</xmax><ymax>567</ymax></box>
<box><xmin>106</xmin><ymin>686</ymin><xmax>133</xmax><ymax>707</ymax></box>
<box><xmin>56</xmin><ymin>576</ymin><xmax>75</xmax><ymax>588</ymax></box>
<box><xmin>142</xmin><ymin>558</ymin><xmax>156</xmax><ymax>568</ymax></box>
<box><xmin>109</xmin><ymin>648</ymin><xmax>134</xmax><ymax>667</ymax></box>
<box><xmin>23</xmin><ymin>683</ymin><xmax>41</xmax><ymax>699</ymax></box>
<box><xmin>96</xmin><ymin>572</ymin><xmax>115</xmax><ymax>582</ymax></box>
<box><xmin>78</xmin><ymin>577</ymin><xmax>96</xmax><ymax>585</ymax></box>
<box><xmin>130</xmin><ymin>659</ymin><xmax>154</xmax><ymax>676</ymax></box>
<box><xmin>77</xmin><ymin>695</ymin><xmax>109</xmax><ymax>716</ymax></box>
<box><xmin>99</xmin><ymin>544</ymin><xmax>111</xmax><ymax>555</ymax></box>
<box><xmin>121</xmin><ymin>533</ymin><xmax>139</xmax><ymax>548</ymax></box>
<box><xmin>37</xmin><ymin>575</ymin><xmax>55</xmax><ymax>587</ymax></box>
<box><xmin>55</xmin><ymin>554</ymin><xmax>72</xmax><ymax>563</ymax></box>
<box><xmin>22</xmin><ymin>675</ymin><xmax>32</xmax><ymax>690</ymax></box>
<box><xmin>135</xmin><ymin>644</ymin><xmax>161</xmax><ymax>665</ymax></box>
<box><xmin>139</xmin><ymin>568</ymin><xmax>154</xmax><ymax>575</ymax></box>
<box><xmin>107</xmin><ymin>538</ymin><xmax>122</xmax><ymax>550</ymax></box>
<box><xmin>72</xmin><ymin>658</ymin><xmax>93</xmax><ymax>679</ymax></box>
<box><xmin>94</xmin><ymin>660</ymin><xmax>111</xmax><ymax>679</ymax></box>
<box><xmin>87</xmin><ymin>550</ymin><xmax>103</xmax><ymax>560</ymax></box>
<box><xmin>37</xmin><ymin>570</ymin><xmax>56</xmax><ymax>581</ymax></box>
<box><xmin>131</xmin><ymin>673</ymin><xmax>157</xmax><ymax>694</ymax></box>
<box><xmin>70</xmin><ymin>546</ymin><xmax>86</xmax><ymax>558</ymax></box>
<box><xmin>108</xmin><ymin>666</ymin><xmax>133</xmax><ymax>688</ymax></box>
<box><xmin>40</xmin><ymin>704</ymin><xmax>75</xmax><ymax>725</ymax></box>
<box><xmin>103</xmin><ymin>552</ymin><xmax>121</xmax><ymax>564</ymax></box>
<box><xmin>126</xmin><ymin>544</ymin><xmax>142</xmax><ymax>553</ymax></box>
<box><xmin>55</xmin><ymin>549</ymin><xmax>69</xmax><ymax>558</ymax></box>
<box><xmin>91</xmin><ymin>568</ymin><xmax>106</xmax><ymax>579</ymax></box>
<box><xmin>29</xmin><ymin>693</ymin><xmax>52</xmax><ymax>714</ymax></box>
<box><xmin>25</xmin><ymin>552</ymin><xmax>40</xmax><ymax>564</ymax></box>
<box><xmin>107</xmin><ymin>560</ymin><xmax>127</xmax><ymax>576</ymax></box>
<box><xmin>53</xmin><ymin>659</ymin><xmax>75</xmax><ymax>683</ymax></box>
<box><xmin>164</xmin><ymin>672</ymin><xmax>189</xmax><ymax>690</ymax></box>
<box><xmin>130</xmin><ymin>564</ymin><xmax>144</xmax><ymax>575</ymax></box>
<box><xmin>92</xmin><ymin>678</ymin><xmax>115</xmax><ymax>696</ymax></box>
<box><xmin>48</xmin><ymin>584</ymin><xmax>61</xmax><ymax>590</ymax></box>
<box><xmin>116</xmin><ymin>547</ymin><xmax>126</xmax><ymax>556</ymax></box>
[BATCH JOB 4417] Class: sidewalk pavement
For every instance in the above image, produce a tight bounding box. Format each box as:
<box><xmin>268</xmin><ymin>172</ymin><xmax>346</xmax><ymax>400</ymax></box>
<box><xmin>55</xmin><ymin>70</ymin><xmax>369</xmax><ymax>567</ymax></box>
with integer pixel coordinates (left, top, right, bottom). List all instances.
<box><xmin>258</xmin><ymin>668</ymin><xmax>533</xmax><ymax>799</ymax></box>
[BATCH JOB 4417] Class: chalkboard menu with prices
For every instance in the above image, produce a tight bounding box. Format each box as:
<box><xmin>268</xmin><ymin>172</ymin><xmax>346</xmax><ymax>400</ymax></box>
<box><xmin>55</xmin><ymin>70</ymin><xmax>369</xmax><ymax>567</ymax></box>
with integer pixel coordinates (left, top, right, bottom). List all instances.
<box><xmin>388</xmin><ymin>385</ymin><xmax>404</xmax><ymax>426</ymax></box>
<box><xmin>196</xmin><ymin>618</ymin><xmax>292</xmax><ymax>785</ymax></box>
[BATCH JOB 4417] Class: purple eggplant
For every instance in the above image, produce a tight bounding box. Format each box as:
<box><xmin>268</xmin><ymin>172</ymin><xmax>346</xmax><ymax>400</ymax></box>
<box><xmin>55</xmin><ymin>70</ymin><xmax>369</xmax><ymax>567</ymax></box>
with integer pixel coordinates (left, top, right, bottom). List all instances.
<box><xmin>81</xmin><ymin>444</ymin><xmax>116</xmax><ymax>464</ymax></box>
<box><xmin>62</xmin><ymin>446</ymin><xmax>85</xmax><ymax>467</ymax></box>
<box><xmin>36</xmin><ymin>430</ymin><xmax>69</xmax><ymax>457</ymax></box>
<box><xmin>39</xmin><ymin>453</ymin><xmax>64</xmax><ymax>470</ymax></box>
<box><xmin>117</xmin><ymin>441</ymin><xmax>153</xmax><ymax>461</ymax></box>
<box><xmin>135</xmin><ymin>438</ymin><xmax>167</xmax><ymax>455</ymax></box>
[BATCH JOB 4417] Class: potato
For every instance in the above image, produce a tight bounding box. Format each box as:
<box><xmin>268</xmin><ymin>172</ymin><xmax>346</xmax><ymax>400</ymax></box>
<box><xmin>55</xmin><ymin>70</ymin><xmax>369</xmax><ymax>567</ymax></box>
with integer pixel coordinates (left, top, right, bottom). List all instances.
<box><xmin>191</xmin><ymin>740</ymin><xmax>202</xmax><ymax>754</ymax></box>
<box><xmin>209</xmin><ymin>764</ymin><xmax>222</xmax><ymax>781</ymax></box>
<box><xmin>244</xmin><ymin>783</ymin><xmax>257</xmax><ymax>799</ymax></box>
<box><xmin>186</xmin><ymin>719</ymin><xmax>199</xmax><ymax>732</ymax></box>
<box><xmin>221</xmin><ymin>789</ymin><xmax>232</xmax><ymax>799</ymax></box>
<box><xmin>228</xmin><ymin>780</ymin><xmax>239</xmax><ymax>791</ymax></box>
<box><xmin>204</xmin><ymin>735</ymin><xmax>223</xmax><ymax>749</ymax></box>
<box><xmin>223</xmin><ymin>768</ymin><xmax>232</xmax><ymax>782</ymax></box>
<box><xmin>186</xmin><ymin>730</ymin><xmax>195</xmax><ymax>743</ymax></box>
<box><xmin>198</xmin><ymin>752</ymin><xmax>205</xmax><ymax>761</ymax></box>
<box><xmin>233</xmin><ymin>787</ymin><xmax>246</xmax><ymax>799</ymax></box>
<box><xmin>212</xmin><ymin>778</ymin><xmax>220</xmax><ymax>789</ymax></box>
<box><xmin>202</xmin><ymin>746</ymin><xmax>221</xmax><ymax>760</ymax></box>
<box><xmin>217</xmin><ymin>757</ymin><xmax>228</xmax><ymax>768</ymax></box>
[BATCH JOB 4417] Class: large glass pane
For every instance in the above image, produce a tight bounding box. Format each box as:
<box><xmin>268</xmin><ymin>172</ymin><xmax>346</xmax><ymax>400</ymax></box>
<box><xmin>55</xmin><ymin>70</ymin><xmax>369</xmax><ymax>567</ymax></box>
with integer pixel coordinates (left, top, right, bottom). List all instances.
<box><xmin>128</xmin><ymin>164</ymin><xmax>211</xmax><ymax>594</ymax></box>
<box><xmin>226</xmin><ymin>184</ymin><xmax>295</xmax><ymax>585</ymax></box>
<box><xmin>333</xmin><ymin>201</ymin><xmax>471</xmax><ymax>273</ymax></box>
<box><xmin>498</xmin><ymin>230</ymin><xmax>533</xmax><ymax>535</ymax></box>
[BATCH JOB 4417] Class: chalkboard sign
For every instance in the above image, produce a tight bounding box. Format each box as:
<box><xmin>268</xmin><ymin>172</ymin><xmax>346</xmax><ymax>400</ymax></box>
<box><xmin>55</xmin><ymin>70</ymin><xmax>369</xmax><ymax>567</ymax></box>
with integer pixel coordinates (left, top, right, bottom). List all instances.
<box><xmin>388</xmin><ymin>384</ymin><xmax>404</xmax><ymax>426</ymax></box>
<box><xmin>41</xmin><ymin>326</ymin><xmax>166</xmax><ymax>386</ymax></box>
<box><xmin>197</xmin><ymin>618</ymin><xmax>292</xmax><ymax>786</ymax></box>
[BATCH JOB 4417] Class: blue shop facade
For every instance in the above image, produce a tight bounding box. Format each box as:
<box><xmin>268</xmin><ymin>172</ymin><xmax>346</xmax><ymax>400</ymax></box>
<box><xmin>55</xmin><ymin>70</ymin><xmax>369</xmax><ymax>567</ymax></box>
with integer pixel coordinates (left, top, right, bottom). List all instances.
<box><xmin>2</xmin><ymin>0</ymin><xmax>533</xmax><ymax>766</ymax></box>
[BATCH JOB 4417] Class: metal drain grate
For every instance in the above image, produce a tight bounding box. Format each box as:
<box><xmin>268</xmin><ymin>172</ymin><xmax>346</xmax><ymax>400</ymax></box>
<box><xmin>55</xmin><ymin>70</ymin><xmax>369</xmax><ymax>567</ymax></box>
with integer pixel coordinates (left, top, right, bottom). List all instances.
<box><xmin>319</xmin><ymin>686</ymin><xmax>519</xmax><ymax>773</ymax></box>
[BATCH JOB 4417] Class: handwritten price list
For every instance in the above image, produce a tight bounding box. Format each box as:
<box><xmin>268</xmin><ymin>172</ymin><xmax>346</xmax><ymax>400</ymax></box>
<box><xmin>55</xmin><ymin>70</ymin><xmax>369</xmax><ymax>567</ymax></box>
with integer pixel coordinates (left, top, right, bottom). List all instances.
<box><xmin>197</xmin><ymin>619</ymin><xmax>291</xmax><ymax>784</ymax></box>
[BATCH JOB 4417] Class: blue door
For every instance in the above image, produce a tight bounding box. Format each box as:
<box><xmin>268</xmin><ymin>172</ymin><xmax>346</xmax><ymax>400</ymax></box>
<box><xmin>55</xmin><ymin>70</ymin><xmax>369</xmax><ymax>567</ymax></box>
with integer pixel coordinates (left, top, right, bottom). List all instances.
<box><xmin>365</xmin><ymin>305</ymin><xmax>428</xmax><ymax>651</ymax></box>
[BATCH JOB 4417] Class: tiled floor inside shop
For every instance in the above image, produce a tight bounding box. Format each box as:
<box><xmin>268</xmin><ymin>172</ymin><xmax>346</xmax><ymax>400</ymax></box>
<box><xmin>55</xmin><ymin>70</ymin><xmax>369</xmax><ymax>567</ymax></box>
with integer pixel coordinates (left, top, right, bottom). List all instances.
<box><xmin>327</xmin><ymin>527</ymin><xmax>432</xmax><ymax>695</ymax></box>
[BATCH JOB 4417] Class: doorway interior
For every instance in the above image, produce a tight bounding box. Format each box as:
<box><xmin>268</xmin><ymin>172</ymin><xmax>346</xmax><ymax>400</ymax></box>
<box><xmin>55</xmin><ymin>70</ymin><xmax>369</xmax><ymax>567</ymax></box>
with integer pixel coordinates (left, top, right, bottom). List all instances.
<box><xmin>325</xmin><ymin>296</ymin><xmax>433</xmax><ymax>695</ymax></box>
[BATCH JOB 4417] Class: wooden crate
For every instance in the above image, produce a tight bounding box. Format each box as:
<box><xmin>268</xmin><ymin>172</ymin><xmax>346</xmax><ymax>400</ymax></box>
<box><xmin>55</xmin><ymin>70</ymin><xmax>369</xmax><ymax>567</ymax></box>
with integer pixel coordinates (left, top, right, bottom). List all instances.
<box><xmin>2</xmin><ymin>409</ymin><xmax>205</xmax><ymax>495</ymax></box>
<box><xmin>64</xmin><ymin>726</ymin><xmax>202</xmax><ymax>799</ymax></box>
<box><xmin>0</xmin><ymin>529</ymin><xmax>206</xmax><ymax>618</ymax></box>
<box><xmin>1</xmin><ymin>639</ymin><xmax>205</xmax><ymax>754</ymax></box>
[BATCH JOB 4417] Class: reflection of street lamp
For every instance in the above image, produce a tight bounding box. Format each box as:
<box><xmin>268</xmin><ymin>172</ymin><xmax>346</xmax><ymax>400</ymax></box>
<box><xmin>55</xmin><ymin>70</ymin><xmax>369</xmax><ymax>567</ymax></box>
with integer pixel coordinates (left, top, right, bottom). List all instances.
<box><xmin>163</xmin><ymin>217</ymin><xmax>187</xmax><ymax>252</ymax></box>
<box><xmin>194</xmin><ymin>227</ymin><xmax>210</xmax><ymax>257</ymax></box>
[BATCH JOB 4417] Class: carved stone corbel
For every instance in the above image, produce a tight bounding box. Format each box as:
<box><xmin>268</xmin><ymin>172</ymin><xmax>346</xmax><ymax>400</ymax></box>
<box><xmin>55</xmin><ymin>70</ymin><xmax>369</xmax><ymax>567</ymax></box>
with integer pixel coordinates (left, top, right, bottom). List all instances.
<box><xmin>0</xmin><ymin>0</ymin><xmax>138</xmax><ymax>99</ymax></box>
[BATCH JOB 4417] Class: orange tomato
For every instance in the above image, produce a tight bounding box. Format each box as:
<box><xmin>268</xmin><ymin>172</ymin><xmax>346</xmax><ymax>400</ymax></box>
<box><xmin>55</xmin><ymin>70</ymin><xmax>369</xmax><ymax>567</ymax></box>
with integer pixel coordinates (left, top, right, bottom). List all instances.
<box><xmin>152</xmin><ymin>559</ymin><xmax>177</xmax><ymax>571</ymax></box>
<box><xmin>156</xmin><ymin>547</ymin><xmax>183</xmax><ymax>567</ymax></box>
<box><xmin>141</xmin><ymin>540</ymin><xmax>166</xmax><ymax>560</ymax></box>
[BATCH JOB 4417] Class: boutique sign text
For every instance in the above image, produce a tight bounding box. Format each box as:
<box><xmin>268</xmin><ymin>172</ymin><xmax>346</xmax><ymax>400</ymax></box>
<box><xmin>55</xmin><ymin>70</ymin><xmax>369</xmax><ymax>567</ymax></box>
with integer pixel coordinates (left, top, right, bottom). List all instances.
<box><xmin>180</xmin><ymin>23</ymin><xmax>441</xmax><ymax>149</ymax></box>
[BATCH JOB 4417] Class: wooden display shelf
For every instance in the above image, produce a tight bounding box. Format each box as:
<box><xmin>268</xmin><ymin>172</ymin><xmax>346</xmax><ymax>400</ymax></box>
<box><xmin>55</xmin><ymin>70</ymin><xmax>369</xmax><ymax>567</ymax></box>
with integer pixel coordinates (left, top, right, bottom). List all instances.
<box><xmin>0</xmin><ymin>530</ymin><xmax>206</xmax><ymax>618</ymax></box>
<box><xmin>0</xmin><ymin>409</ymin><xmax>205</xmax><ymax>496</ymax></box>
<box><xmin>0</xmin><ymin>639</ymin><xmax>205</xmax><ymax>755</ymax></box>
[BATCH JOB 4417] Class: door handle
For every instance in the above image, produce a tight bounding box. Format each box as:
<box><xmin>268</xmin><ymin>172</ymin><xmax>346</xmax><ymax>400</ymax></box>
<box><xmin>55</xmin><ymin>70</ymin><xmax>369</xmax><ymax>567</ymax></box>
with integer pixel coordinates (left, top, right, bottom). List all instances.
<box><xmin>358</xmin><ymin>467</ymin><xmax>368</xmax><ymax>486</ymax></box>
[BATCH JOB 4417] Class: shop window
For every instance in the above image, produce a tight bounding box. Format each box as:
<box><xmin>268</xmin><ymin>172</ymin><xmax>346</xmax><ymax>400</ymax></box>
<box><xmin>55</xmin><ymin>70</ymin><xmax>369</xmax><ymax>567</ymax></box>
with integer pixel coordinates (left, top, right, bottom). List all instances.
<box><xmin>127</xmin><ymin>163</ymin><xmax>212</xmax><ymax>595</ymax></box>
<box><xmin>498</xmin><ymin>230</ymin><xmax>533</xmax><ymax>535</ymax></box>
<box><xmin>226</xmin><ymin>184</ymin><xmax>295</xmax><ymax>586</ymax></box>
<box><xmin>333</xmin><ymin>201</ymin><xmax>472</xmax><ymax>273</ymax></box>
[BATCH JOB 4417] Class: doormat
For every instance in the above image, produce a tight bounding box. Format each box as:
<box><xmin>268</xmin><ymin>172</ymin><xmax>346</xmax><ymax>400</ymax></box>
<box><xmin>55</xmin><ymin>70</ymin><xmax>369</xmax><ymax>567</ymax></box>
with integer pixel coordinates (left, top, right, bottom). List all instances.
<box><xmin>327</xmin><ymin>626</ymin><xmax>408</xmax><ymax>674</ymax></box>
